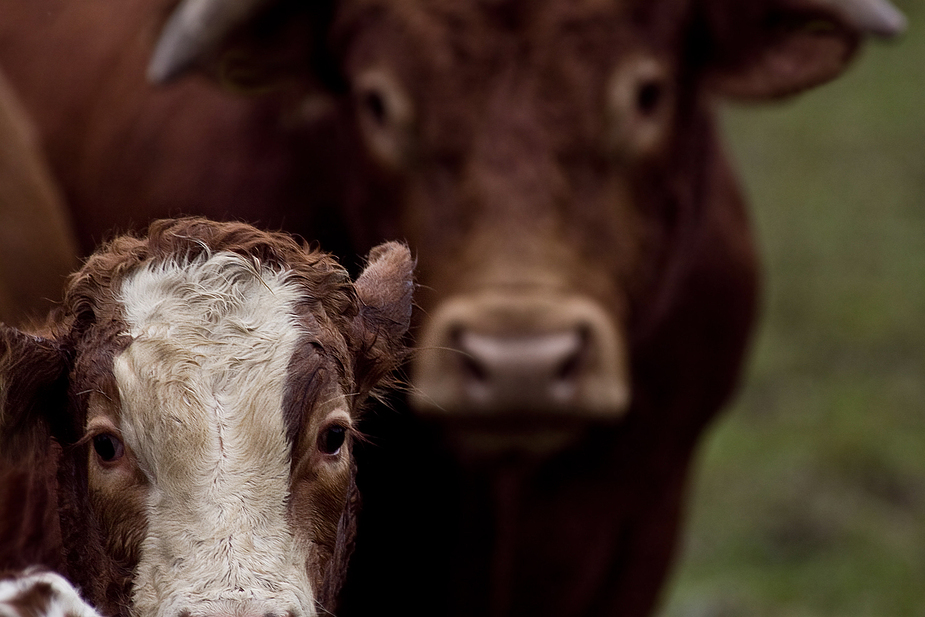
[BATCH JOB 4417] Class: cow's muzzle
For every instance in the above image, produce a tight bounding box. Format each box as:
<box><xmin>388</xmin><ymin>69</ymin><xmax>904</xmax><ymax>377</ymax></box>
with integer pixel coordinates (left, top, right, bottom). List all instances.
<box><xmin>411</xmin><ymin>290</ymin><xmax>630</xmax><ymax>443</ymax></box>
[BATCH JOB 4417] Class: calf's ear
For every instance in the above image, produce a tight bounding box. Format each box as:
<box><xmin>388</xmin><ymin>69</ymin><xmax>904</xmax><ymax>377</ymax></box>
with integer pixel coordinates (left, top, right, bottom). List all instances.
<box><xmin>700</xmin><ymin>0</ymin><xmax>905</xmax><ymax>100</ymax></box>
<box><xmin>351</xmin><ymin>242</ymin><xmax>415</xmax><ymax>396</ymax></box>
<box><xmin>0</xmin><ymin>326</ymin><xmax>70</xmax><ymax>461</ymax></box>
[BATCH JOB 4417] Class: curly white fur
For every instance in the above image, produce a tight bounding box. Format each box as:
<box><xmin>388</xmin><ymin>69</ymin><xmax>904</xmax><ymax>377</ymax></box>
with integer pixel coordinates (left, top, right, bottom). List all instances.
<box><xmin>115</xmin><ymin>252</ymin><xmax>315</xmax><ymax>617</ymax></box>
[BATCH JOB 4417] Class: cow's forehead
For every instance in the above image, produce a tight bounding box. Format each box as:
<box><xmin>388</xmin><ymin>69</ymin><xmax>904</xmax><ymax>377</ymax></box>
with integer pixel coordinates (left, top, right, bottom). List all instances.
<box><xmin>110</xmin><ymin>252</ymin><xmax>313</xmax><ymax>481</ymax></box>
<box><xmin>343</xmin><ymin>0</ymin><xmax>684</xmax><ymax>43</ymax></box>
<box><xmin>353</xmin><ymin>0</ymin><xmax>633</xmax><ymax>19</ymax></box>
<box><xmin>340</xmin><ymin>0</ymin><xmax>686</xmax><ymax>156</ymax></box>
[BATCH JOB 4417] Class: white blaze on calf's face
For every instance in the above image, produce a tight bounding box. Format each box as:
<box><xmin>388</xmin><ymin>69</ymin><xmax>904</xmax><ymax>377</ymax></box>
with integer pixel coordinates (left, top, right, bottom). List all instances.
<box><xmin>110</xmin><ymin>252</ymin><xmax>326</xmax><ymax>617</ymax></box>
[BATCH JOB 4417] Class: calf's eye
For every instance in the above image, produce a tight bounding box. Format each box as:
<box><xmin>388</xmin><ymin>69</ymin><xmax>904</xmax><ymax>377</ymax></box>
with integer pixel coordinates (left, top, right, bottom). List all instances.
<box><xmin>93</xmin><ymin>433</ymin><xmax>124</xmax><ymax>463</ymax></box>
<box><xmin>317</xmin><ymin>425</ymin><xmax>347</xmax><ymax>456</ymax></box>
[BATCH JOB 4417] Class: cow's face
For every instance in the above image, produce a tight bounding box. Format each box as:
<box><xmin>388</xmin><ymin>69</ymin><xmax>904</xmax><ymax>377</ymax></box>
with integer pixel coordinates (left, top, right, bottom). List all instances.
<box><xmin>328</xmin><ymin>0</ymin><xmax>876</xmax><ymax>454</ymax></box>
<box><xmin>0</xmin><ymin>220</ymin><xmax>413</xmax><ymax>617</ymax></box>
<box><xmin>336</xmin><ymin>1</ymin><xmax>684</xmax><ymax>448</ymax></box>
<box><xmin>148</xmin><ymin>0</ymin><xmax>900</xmax><ymax>455</ymax></box>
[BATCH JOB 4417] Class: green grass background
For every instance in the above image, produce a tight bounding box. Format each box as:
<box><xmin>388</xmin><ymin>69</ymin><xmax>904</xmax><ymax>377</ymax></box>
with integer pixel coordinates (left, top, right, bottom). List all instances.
<box><xmin>659</xmin><ymin>2</ymin><xmax>925</xmax><ymax>616</ymax></box>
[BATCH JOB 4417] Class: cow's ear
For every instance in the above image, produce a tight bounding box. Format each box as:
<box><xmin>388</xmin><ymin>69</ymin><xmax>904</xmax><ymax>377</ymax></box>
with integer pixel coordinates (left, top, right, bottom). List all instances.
<box><xmin>351</xmin><ymin>242</ymin><xmax>415</xmax><ymax>396</ymax></box>
<box><xmin>148</xmin><ymin>0</ymin><xmax>334</xmax><ymax>94</ymax></box>
<box><xmin>701</xmin><ymin>0</ymin><xmax>905</xmax><ymax>100</ymax></box>
<box><xmin>0</xmin><ymin>325</ymin><xmax>70</xmax><ymax>461</ymax></box>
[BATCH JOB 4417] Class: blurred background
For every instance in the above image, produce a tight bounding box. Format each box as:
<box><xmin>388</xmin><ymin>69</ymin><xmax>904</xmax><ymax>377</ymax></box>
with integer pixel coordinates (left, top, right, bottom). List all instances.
<box><xmin>660</xmin><ymin>1</ymin><xmax>925</xmax><ymax>615</ymax></box>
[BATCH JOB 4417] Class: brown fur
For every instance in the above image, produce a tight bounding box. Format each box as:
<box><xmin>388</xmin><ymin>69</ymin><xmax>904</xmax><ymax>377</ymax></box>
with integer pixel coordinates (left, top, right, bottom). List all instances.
<box><xmin>0</xmin><ymin>1</ymin><xmax>895</xmax><ymax>615</ymax></box>
<box><xmin>0</xmin><ymin>218</ymin><xmax>412</xmax><ymax>617</ymax></box>
<box><xmin>0</xmin><ymin>67</ymin><xmax>77</xmax><ymax>328</ymax></box>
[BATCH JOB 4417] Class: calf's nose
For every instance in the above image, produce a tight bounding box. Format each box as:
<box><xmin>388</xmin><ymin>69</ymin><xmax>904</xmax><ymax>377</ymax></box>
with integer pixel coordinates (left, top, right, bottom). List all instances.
<box><xmin>412</xmin><ymin>291</ymin><xmax>630</xmax><ymax>420</ymax></box>
<box><xmin>189</xmin><ymin>613</ymin><xmax>292</xmax><ymax>617</ymax></box>
<box><xmin>176</xmin><ymin>606</ymin><xmax>302</xmax><ymax>617</ymax></box>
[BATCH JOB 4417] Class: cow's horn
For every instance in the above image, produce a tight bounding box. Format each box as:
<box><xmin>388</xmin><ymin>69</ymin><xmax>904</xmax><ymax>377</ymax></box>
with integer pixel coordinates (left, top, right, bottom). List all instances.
<box><xmin>813</xmin><ymin>0</ymin><xmax>907</xmax><ymax>37</ymax></box>
<box><xmin>148</xmin><ymin>0</ymin><xmax>271</xmax><ymax>83</ymax></box>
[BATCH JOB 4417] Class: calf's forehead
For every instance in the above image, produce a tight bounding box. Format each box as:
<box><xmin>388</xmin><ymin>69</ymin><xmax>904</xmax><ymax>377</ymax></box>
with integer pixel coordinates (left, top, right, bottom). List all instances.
<box><xmin>89</xmin><ymin>253</ymin><xmax>336</xmax><ymax>617</ymax></box>
<box><xmin>107</xmin><ymin>253</ymin><xmax>318</xmax><ymax>478</ymax></box>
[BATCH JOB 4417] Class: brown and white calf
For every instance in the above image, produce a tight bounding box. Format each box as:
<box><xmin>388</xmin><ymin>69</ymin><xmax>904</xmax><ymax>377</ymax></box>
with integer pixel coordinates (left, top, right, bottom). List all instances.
<box><xmin>0</xmin><ymin>218</ymin><xmax>413</xmax><ymax>617</ymax></box>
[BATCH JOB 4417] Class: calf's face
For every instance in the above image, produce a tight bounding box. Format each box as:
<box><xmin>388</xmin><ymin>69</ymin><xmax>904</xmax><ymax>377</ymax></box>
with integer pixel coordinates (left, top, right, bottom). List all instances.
<box><xmin>0</xmin><ymin>219</ymin><xmax>413</xmax><ymax>617</ymax></box>
<box><xmin>91</xmin><ymin>254</ymin><xmax>344</xmax><ymax>617</ymax></box>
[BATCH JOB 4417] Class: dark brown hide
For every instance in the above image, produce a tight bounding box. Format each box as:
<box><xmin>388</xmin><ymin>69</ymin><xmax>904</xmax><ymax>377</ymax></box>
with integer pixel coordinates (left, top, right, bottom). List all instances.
<box><xmin>0</xmin><ymin>218</ymin><xmax>412</xmax><ymax>617</ymax></box>
<box><xmin>0</xmin><ymin>0</ymin><xmax>902</xmax><ymax>616</ymax></box>
<box><xmin>0</xmin><ymin>68</ymin><xmax>77</xmax><ymax>328</ymax></box>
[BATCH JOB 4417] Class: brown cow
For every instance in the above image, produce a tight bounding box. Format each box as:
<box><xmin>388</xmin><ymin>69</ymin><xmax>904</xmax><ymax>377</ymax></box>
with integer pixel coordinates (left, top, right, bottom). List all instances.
<box><xmin>0</xmin><ymin>0</ymin><xmax>905</xmax><ymax>615</ymax></box>
<box><xmin>0</xmin><ymin>218</ymin><xmax>413</xmax><ymax>617</ymax></box>
<box><xmin>0</xmin><ymin>67</ymin><xmax>77</xmax><ymax>327</ymax></box>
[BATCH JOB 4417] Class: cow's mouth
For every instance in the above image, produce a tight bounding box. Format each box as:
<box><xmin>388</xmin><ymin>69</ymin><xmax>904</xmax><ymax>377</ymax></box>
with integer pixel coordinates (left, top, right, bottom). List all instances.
<box><xmin>433</xmin><ymin>414</ymin><xmax>617</xmax><ymax>460</ymax></box>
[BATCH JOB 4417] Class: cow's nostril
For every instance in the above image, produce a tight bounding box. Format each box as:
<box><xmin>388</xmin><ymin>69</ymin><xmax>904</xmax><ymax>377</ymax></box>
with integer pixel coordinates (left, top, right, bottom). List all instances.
<box><xmin>361</xmin><ymin>91</ymin><xmax>387</xmax><ymax>126</ymax></box>
<box><xmin>555</xmin><ymin>327</ymin><xmax>589</xmax><ymax>384</ymax></box>
<box><xmin>460</xmin><ymin>352</ymin><xmax>489</xmax><ymax>384</ymax></box>
<box><xmin>636</xmin><ymin>80</ymin><xmax>664</xmax><ymax>116</ymax></box>
<box><xmin>453</xmin><ymin>327</ymin><xmax>488</xmax><ymax>384</ymax></box>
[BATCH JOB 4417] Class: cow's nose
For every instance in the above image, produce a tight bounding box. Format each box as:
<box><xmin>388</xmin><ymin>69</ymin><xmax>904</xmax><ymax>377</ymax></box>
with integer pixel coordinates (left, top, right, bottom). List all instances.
<box><xmin>411</xmin><ymin>291</ymin><xmax>631</xmax><ymax>421</ymax></box>
<box><xmin>454</xmin><ymin>328</ymin><xmax>589</xmax><ymax>407</ymax></box>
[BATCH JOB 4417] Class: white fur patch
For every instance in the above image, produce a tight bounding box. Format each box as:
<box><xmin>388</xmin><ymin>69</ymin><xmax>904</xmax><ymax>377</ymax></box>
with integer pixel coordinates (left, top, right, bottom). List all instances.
<box><xmin>0</xmin><ymin>571</ymin><xmax>101</xmax><ymax>617</ymax></box>
<box><xmin>114</xmin><ymin>252</ymin><xmax>315</xmax><ymax>617</ymax></box>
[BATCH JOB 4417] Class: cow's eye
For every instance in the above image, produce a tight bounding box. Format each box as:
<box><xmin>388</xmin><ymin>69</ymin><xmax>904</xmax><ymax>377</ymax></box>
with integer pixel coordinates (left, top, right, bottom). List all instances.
<box><xmin>361</xmin><ymin>90</ymin><xmax>388</xmax><ymax>127</ymax></box>
<box><xmin>606</xmin><ymin>55</ymin><xmax>674</xmax><ymax>159</ymax></box>
<box><xmin>353</xmin><ymin>68</ymin><xmax>414</xmax><ymax>168</ymax></box>
<box><xmin>636</xmin><ymin>79</ymin><xmax>665</xmax><ymax>117</ymax></box>
<box><xmin>93</xmin><ymin>433</ymin><xmax>124</xmax><ymax>463</ymax></box>
<box><xmin>317</xmin><ymin>425</ymin><xmax>347</xmax><ymax>456</ymax></box>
